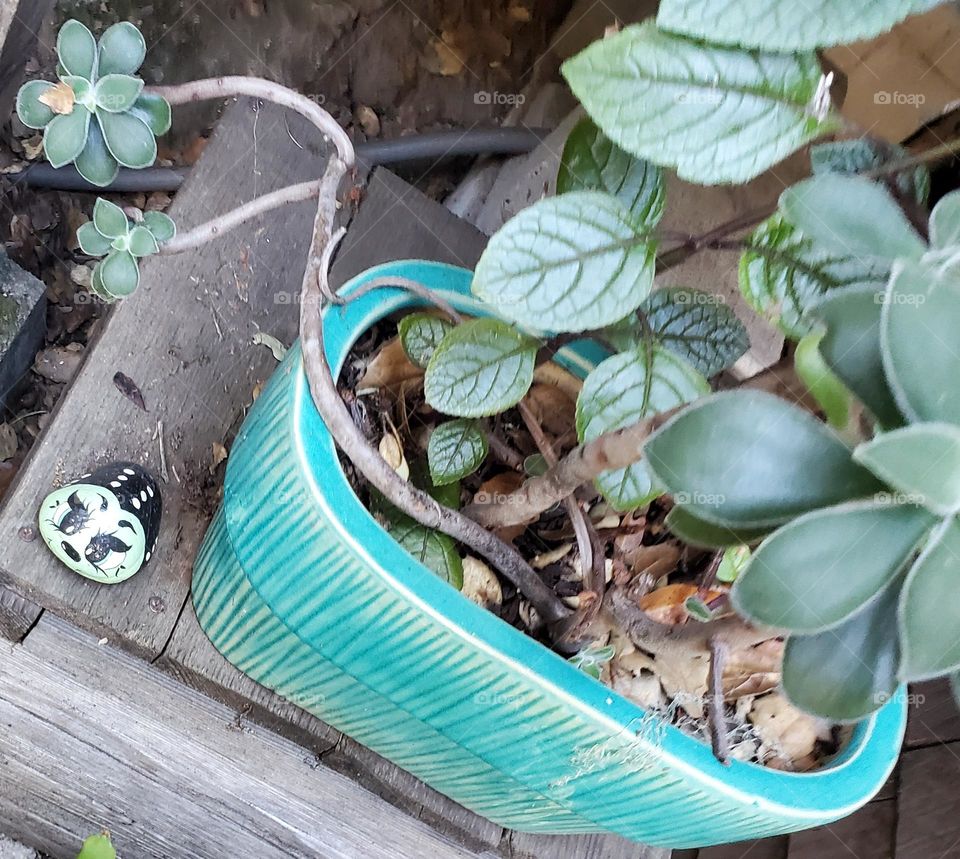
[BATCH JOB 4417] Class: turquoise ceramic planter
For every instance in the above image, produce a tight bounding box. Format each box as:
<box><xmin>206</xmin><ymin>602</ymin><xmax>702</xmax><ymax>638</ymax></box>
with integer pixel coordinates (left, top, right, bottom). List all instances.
<box><xmin>193</xmin><ymin>260</ymin><xmax>906</xmax><ymax>849</ymax></box>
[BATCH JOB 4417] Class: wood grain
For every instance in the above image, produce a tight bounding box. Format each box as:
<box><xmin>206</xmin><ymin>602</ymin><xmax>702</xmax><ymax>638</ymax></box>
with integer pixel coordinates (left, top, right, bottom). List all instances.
<box><xmin>897</xmin><ymin>743</ymin><xmax>960</xmax><ymax>856</ymax></box>
<box><xmin>0</xmin><ymin>585</ymin><xmax>40</xmax><ymax>641</ymax></box>
<box><xmin>510</xmin><ymin>831</ymin><xmax>669</xmax><ymax>859</ymax></box>
<box><xmin>0</xmin><ymin>98</ymin><xmax>324</xmax><ymax>658</ymax></box>
<box><xmin>698</xmin><ymin>837</ymin><xmax>788</xmax><ymax>859</ymax></box>
<box><xmin>906</xmin><ymin>679</ymin><xmax>960</xmax><ymax>748</ymax></box>
<box><xmin>0</xmin><ymin>615</ymin><xmax>478</xmax><ymax>859</ymax></box>
<box><xmin>788</xmin><ymin>801</ymin><xmax>896</xmax><ymax>859</ymax></box>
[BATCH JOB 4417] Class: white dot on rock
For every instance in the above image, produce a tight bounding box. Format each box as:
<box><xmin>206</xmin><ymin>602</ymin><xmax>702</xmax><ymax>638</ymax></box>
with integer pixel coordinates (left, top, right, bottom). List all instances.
<box><xmin>123</xmin><ymin>468</ymin><xmax>135</xmax><ymax>475</ymax></box>
<box><xmin>131</xmin><ymin>498</ymin><xmax>141</xmax><ymax>510</ymax></box>
<box><xmin>110</xmin><ymin>481</ymin><xmax>121</xmax><ymax>488</ymax></box>
<box><xmin>140</xmin><ymin>491</ymin><xmax>148</xmax><ymax>502</ymax></box>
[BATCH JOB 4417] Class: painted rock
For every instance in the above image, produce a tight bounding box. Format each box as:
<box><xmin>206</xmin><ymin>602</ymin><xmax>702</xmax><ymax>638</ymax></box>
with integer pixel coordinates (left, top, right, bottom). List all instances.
<box><xmin>38</xmin><ymin>462</ymin><xmax>161</xmax><ymax>583</ymax></box>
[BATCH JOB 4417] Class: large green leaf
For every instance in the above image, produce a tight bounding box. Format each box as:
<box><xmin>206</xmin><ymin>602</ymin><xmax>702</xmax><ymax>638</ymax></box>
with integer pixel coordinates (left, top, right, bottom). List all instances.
<box><xmin>98</xmin><ymin>249</ymin><xmax>140</xmax><ymax>298</ymax></box>
<box><xmin>424</xmin><ymin>319</ymin><xmax>537</xmax><ymax>418</ymax></box>
<box><xmin>930</xmin><ymin>190</ymin><xmax>960</xmax><ymax>250</ymax></box>
<box><xmin>93</xmin><ymin>197</ymin><xmax>128</xmax><ymax>239</ymax></box>
<box><xmin>664</xmin><ymin>505</ymin><xmax>772</xmax><ymax>549</ymax></box>
<box><xmin>780</xmin><ymin>175</ymin><xmax>926</xmax><ymax>261</ymax></box>
<box><xmin>388</xmin><ymin>517</ymin><xmax>463</xmax><ymax>589</ymax></box>
<box><xmin>656</xmin><ymin>0</ymin><xmax>944</xmax><ymax>51</ymax></box>
<box><xmin>98</xmin><ymin>21</ymin><xmax>146</xmax><ymax>76</ymax></box>
<box><xmin>472</xmin><ymin>191</ymin><xmax>655</xmax><ymax>333</ymax></box>
<box><xmin>640</xmin><ymin>287</ymin><xmax>749</xmax><ymax>376</ymax></box>
<box><xmin>739</xmin><ymin>214</ymin><xmax>889</xmax><ymax>339</ymax></box>
<box><xmin>94</xmin><ymin>74</ymin><xmax>143</xmax><ymax>113</ymax></box>
<box><xmin>577</xmin><ymin>346</ymin><xmax>708</xmax><ymax>510</ymax></box>
<box><xmin>733</xmin><ymin>501</ymin><xmax>933</xmax><ymax>633</ymax></box>
<box><xmin>855</xmin><ymin>424</ymin><xmax>960</xmax><ymax>515</ymax></box>
<box><xmin>43</xmin><ymin>108</ymin><xmax>91</xmax><ymax>169</ymax></box>
<box><xmin>813</xmin><ymin>285</ymin><xmax>904</xmax><ymax>428</ymax></box>
<box><xmin>427</xmin><ymin>419</ymin><xmax>488</xmax><ymax>486</ymax></box>
<box><xmin>645</xmin><ymin>390</ymin><xmax>883</xmax><ymax>528</ymax></box>
<box><xmin>98</xmin><ymin>111</ymin><xmax>157</xmax><ymax>169</ymax></box>
<box><xmin>557</xmin><ymin>118</ymin><xmax>664</xmax><ymax>230</ymax></box>
<box><xmin>57</xmin><ymin>19</ymin><xmax>97</xmax><ymax>79</ymax></box>
<box><xmin>783</xmin><ymin>577</ymin><xmax>902</xmax><ymax>722</ymax></box>
<box><xmin>881</xmin><ymin>259</ymin><xmax>960</xmax><ymax>425</ymax></box>
<box><xmin>811</xmin><ymin>139</ymin><xmax>930</xmax><ymax>205</ymax></box>
<box><xmin>899</xmin><ymin>518</ymin><xmax>960</xmax><ymax>680</ymax></box>
<box><xmin>74</xmin><ymin>119</ymin><xmax>120</xmax><ymax>187</ymax></box>
<box><xmin>398</xmin><ymin>312</ymin><xmax>454</xmax><ymax>368</ymax></box>
<box><xmin>16</xmin><ymin>80</ymin><xmax>56</xmax><ymax>129</ymax></box>
<box><xmin>561</xmin><ymin>22</ymin><xmax>834</xmax><ymax>185</ymax></box>
<box><xmin>129</xmin><ymin>93</ymin><xmax>172</xmax><ymax>137</ymax></box>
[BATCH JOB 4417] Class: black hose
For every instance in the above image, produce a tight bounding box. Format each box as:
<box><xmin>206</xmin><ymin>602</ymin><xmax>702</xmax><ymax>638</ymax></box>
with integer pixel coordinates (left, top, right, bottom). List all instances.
<box><xmin>13</xmin><ymin>127</ymin><xmax>551</xmax><ymax>194</ymax></box>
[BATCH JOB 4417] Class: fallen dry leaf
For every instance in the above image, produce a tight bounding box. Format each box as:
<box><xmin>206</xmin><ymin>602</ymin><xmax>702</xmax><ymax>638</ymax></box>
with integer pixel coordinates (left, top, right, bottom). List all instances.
<box><xmin>378</xmin><ymin>432</ymin><xmax>409</xmax><ymax>480</ymax></box>
<box><xmin>460</xmin><ymin>556</ymin><xmax>502</xmax><ymax>610</ymax></box>
<box><xmin>210</xmin><ymin>442</ymin><xmax>228</xmax><ymax>473</ymax></box>
<box><xmin>523</xmin><ymin>383</ymin><xmax>575</xmax><ymax>436</ymax></box>
<box><xmin>749</xmin><ymin>694</ymin><xmax>827</xmax><ymax>764</ymax></box>
<box><xmin>113</xmin><ymin>371</ymin><xmax>146</xmax><ymax>411</ymax></box>
<box><xmin>639</xmin><ymin>583</ymin><xmax>725</xmax><ymax>625</ymax></box>
<box><xmin>38</xmin><ymin>81</ymin><xmax>75</xmax><ymax>115</ymax></box>
<box><xmin>357</xmin><ymin>337</ymin><xmax>423</xmax><ymax>395</ymax></box>
<box><xmin>0</xmin><ymin>424</ymin><xmax>17</xmax><ymax>462</ymax></box>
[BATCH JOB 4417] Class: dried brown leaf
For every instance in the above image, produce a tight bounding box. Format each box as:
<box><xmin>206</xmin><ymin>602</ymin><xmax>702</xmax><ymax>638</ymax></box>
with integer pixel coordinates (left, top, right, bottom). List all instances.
<box><xmin>38</xmin><ymin>81</ymin><xmax>75</xmax><ymax>115</ymax></box>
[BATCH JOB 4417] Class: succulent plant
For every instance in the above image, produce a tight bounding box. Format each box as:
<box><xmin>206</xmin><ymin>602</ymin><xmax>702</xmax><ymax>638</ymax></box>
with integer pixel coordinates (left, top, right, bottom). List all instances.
<box><xmin>77</xmin><ymin>198</ymin><xmax>175</xmax><ymax>300</ymax></box>
<box><xmin>16</xmin><ymin>20</ymin><xmax>170</xmax><ymax>186</ymax></box>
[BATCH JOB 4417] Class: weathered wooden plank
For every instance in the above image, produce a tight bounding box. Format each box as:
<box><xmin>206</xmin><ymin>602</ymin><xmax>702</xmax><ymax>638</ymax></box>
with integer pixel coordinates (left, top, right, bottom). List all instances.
<box><xmin>906</xmin><ymin>678</ymin><xmax>960</xmax><ymax>748</ymax></box>
<box><xmin>510</xmin><ymin>831</ymin><xmax>669</xmax><ymax>858</ymax></box>
<box><xmin>0</xmin><ymin>0</ymin><xmax>56</xmax><ymax>120</ymax></box>
<box><xmin>0</xmin><ymin>615</ymin><xmax>479</xmax><ymax>859</ymax></box>
<box><xmin>788</xmin><ymin>801</ymin><xmax>896</xmax><ymax>859</ymax></box>
<box><xmin>896</xmin><ymin>742</ymin><xmax>960</xmax><ymax>856</ymax></box>
<box><xmin>699</xmin><ymin>837</ymin><xmax>788</xmax><ymax>859</ymax></box>
<box><xmin>0</xmin><ymin>98</ymin><xmax>322</xmax><ymax>658</ymax></box>
<box><xmin>0</xmin><ymin>585</ymin><xmax>40</xmax><ymax>642</ymax></box>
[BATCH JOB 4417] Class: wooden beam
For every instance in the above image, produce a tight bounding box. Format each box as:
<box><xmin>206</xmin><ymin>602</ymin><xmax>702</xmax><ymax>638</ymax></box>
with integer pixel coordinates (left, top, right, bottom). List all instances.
<box><xmin>896</xmin><ymin>742</ymin><xmax>960</xmax><ymax>856</ymax></box>
<box><xmin>0</xmin><ymin>615</ymin><xmax>479</xmax><ymax>859</ymax></box>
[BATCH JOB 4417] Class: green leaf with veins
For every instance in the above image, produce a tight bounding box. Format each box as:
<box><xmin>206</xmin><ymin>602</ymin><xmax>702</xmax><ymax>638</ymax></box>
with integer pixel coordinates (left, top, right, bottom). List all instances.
<box><xmin>398</xmin><ymin>313</ymin><xmax>454</xmax><ymax>368</ymax></box>
<box><xmin>427</xmin><ymin>419</ymin><xmax>488</xmax><ymax>486</ymax></box>
<box><xmin>576</xmin><ymin>346</ymin><xmax>708</xmax><ymax>510</ymax></box>
<box><xmin>388</xmin><ymin>515</ymin><xmax>463</xmax><ymax>589</ymax></box>
<box><xmin>472</xmin><ymin>191</ymin><xmax>656</xmax><ymax>333</ymax></box>
<box><xmin>780</xmin><ymin>175</ymin><xmax>926</xmax><ymax>261</ymax></box>
<box><xmin>657</xmin><ymin>0</ymin><xmax>945</xmax><ymax>52</ymax></box>
<box><xmin>739</xmin><ymin>214</ymin><xmax>890</xmax><ymax>339</ymax></box>
<box><xmin>882</xmin><ymin>259</ymin><xmax>960</xmax><ymax>425</ymax></box>
<box><xmin>733</xmin><ymin>501</ymin><xmax>934</xmax><ymax>633</ymax></box>
<box><xmin>899</xmin><ymin>517</ymin><xmax>960</xmax><ymax>680</ymax></box>
<box><xmin>813</xmin><ymin>285</ymin><xmax>904</xmax><ymax>429</ymax></box>
<box><xmin>810</xmin><ymin>139</ymin><xmax>930</xmax><ymax>204</ymax></box>
<box><xmin>640</xmin><ymin>287</ymin><xmax>749</xmax><ymax>376</ymax></box>
<box><xmin>557</xmin><ymin>118</ymin><xmax>665</xmax><ymax>230</ymax></box>
<box><xmin>424</xmin><ymin>319</ymin><xmax>537</xmax><ymax>418</ymax></box>
<box><xmin>561</xmin><ymin>22</ymin><xmax>835</xmax><ymax>185</ymax></box>
<box><xmin>783</xmin><ymin>576</ymin><xmax>902</xmax><ymax>722</ymax></box>
<box><xmin>855</xmin><ymin>424</ymin><xmax>960</xmax><ymax>516</ymax></box>
<box><xmin>646</xmin><ymin>390</ymin><xmax>883</xmax><ymax>528</ymax></box>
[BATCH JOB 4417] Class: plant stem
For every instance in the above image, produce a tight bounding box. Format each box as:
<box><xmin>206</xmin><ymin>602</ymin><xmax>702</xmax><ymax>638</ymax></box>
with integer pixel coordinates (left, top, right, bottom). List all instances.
<box><xmin>147</xmin><ymin>77</ymin><xmax>354</xmax><ymax>165</ymax></box>
<box><xmin>160</xmin><ymin>179</ymin><xmax>321</xmax><ymax>254</ymax></box>
<box><xmin>463</xmin><ymin>406</ymin><xmax>681</xmax><ymax>529</ymax></box>
<box><xmin>336</xmin><ymin>275</ymin><xmax>463</xmax><ymax>322</ymax></box>
<box><xmin>707</xmin><ymin>636</ymin><xmax>731</xmax><ymax>766</ymax></box>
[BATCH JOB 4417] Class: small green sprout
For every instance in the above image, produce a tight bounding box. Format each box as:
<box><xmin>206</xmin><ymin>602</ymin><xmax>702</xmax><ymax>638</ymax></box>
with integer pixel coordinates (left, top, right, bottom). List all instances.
<box><xmin>78</xmin><ymin>198</ymin><xmax>175</xmax><ymax>301</ymax></box>
<box><xmin>568</xmin><ymin>643</ymin><xmax>616</xmax><ymax>680</ymax></box>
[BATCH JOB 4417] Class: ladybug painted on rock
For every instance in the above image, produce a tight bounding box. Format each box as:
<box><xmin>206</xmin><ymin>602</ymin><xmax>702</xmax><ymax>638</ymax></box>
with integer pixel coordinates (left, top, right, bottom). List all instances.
<box><xmin>38</xmin><ymin>462</ymin><xmax>161</xmax><ymax>583</ymax></box>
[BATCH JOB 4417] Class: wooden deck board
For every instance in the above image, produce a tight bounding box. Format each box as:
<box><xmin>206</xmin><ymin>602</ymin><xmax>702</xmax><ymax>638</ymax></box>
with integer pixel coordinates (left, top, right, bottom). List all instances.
<box><xmin>0</xmin><ymin>98</ymin><xmax>322</xmax><ymax>658</ymax></box>
<box><xmin>0</xmin><ymin>615</ymin><xmax>480</xmax><ymax>859</ymax></box>
<box><xmin>787</xmin><ymin>800</ymin><xmax>896</xmax><ymax>859</ymax></box>
<box><xmin>896</xmin><ymin>741</ymin><xmax>960</xmax><ymax>856</ymax></box>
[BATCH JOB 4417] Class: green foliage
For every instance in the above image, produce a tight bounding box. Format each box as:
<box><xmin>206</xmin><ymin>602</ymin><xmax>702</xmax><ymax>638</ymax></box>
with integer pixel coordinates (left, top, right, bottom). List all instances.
<box><xmin>424</xmin><ymin>319</ymin><xmax>538</xmax><ymax>418</ymax></box>
<box><xmin>567</xmin><ymin>643</ymin><xmax>616</xmax><ymax>679</ymax></box>
<box><xmin>398</xmin><ymin>313</ymin><xmax>454</xmax><ymax>368</ymax></box>
<box><xmin>656</xmin><ymin>0</ymin><xmax>944</xmax><ymax>51</ymax></box>
<box><xmin>427</xmin><ymin>420</ymin><xmax>488</xmax><ymax>486</ymax></box>
<box><xmin>387</xmin><ymin>514</ymin><xmax>464</xmax><ymax>589</ymax></box>
<box><xmin>79</xmin><ymin>199</ymin><xmax>175</xmax><ymax>301</ymax></box>
<box><xmin>16</xmin><ymin>20</ymin><xmax>168</xmax><ymax>185</ymax></box>
<box><xmin>715</xmin><ymin>545</ymin><xmax>750</xmax><ymax>584</ymax></box>
<box><xmin>77</xmin><ymin>832</ymin><xmax>116</xmax><ymax>859</ymax></box>
<box><xmin>793</xmin><ymin>329</ymin><xmax>851</xmax><ymax>429</ymax></box>
<box><xmin>738</xmin><ymin>214</ymin><xmax>890</xmax><ymax>339</ymax></box>
<box><xmin>471</xmin><ymin>191</ymin><xmax>656</xmax><ymax>333</ymax></box>
<box><xmin>810</xmin><ymin>139</ymin><xmax>930</xmax><ymax>204</ymax></box>
<box><xmin>576</xmin><ymin>346</ymin><xmax>708</xmax><ymax>510</ymax></box>
<box><xmin>561</xmin><ymin>22</ymin><xmax>835</xmax><ymax>185</ymax></box>
<box><xmin>556</xmin><ymin>118</ymin><xmax>665</xmax><ymax>230</ymax></box>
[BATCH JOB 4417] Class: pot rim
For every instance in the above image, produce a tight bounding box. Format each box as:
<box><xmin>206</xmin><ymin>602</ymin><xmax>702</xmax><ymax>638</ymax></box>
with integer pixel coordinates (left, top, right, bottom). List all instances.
<box><xmin>265</xmin><ymin>259</ymin><xmax>904</xmax><ymax>823</ymax></box>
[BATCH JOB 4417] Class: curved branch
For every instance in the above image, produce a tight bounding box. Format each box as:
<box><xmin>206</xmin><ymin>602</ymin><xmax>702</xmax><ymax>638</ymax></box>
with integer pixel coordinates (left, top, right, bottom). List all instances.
<box><xmin>463</xmin><ymin>407</ymin><xmax>681</xmax><ymax>529</ymax></box>
<box><xmin>160</xmin><ymin>179</ymin><xmax>320</xmax><ymax>254</ymax></box>
<box><xmin>296</xmin><ymin>160</ymin><xmax>569</xmax><ymax>628</ymax></box>
<box><xmin>147</xmin><ymin>77</ymin><xmax>354</xmax><ymax>166</ymax></box>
